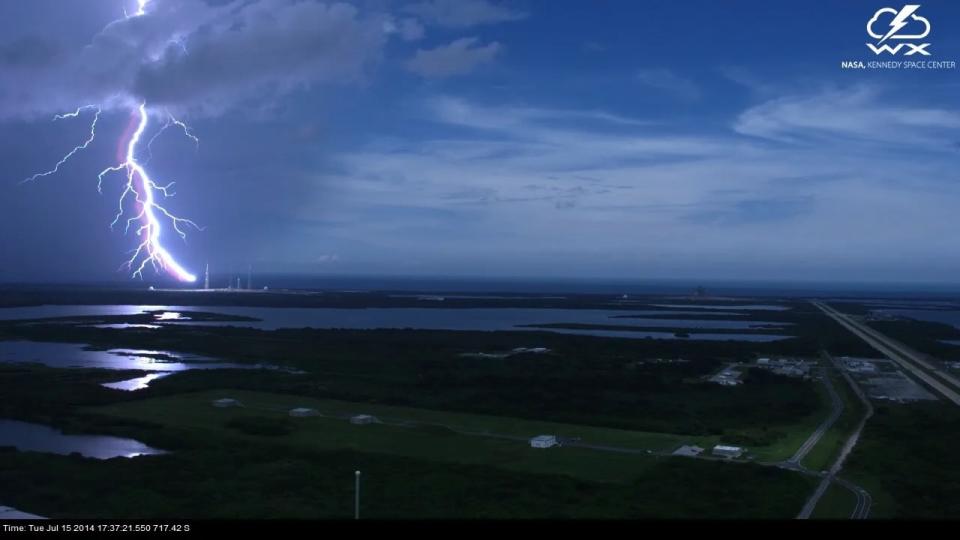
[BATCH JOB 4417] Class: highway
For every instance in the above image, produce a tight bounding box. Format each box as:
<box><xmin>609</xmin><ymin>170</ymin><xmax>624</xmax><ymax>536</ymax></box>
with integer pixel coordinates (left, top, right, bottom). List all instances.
<box><xmin>786</xmin><ymin>366</ymin><xmax>843</xmax><ymax>467</ymax></box>
<box><xmin>836</xmin><ymin>477</ymin><xmax>872</xmax><ymax>520</ymax></box>
<box><xmin>824</xmin><ymin>352</ymin><xmax>874</xmax><ymax>519</ymax></box>
<box><xmin>796</xmin><ymin>351</ymin><xmax>874</xmax><ymax>520</ymax></box>
<box><xmin>813</xmin><ymin>301</ymin><xmax>960</xmax><ymax>406</ymax></box>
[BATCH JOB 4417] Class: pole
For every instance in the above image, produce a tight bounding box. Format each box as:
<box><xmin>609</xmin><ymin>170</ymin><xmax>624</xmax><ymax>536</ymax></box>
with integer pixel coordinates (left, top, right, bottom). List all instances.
<box><xmin>354</xmin><ymin>470</ymin><xmax>361</xmax><ymax>520</ymax></box>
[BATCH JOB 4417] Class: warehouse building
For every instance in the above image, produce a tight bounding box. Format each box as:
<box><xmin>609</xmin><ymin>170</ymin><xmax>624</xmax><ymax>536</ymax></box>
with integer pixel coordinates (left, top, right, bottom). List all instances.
<box><xmin>529</xmin><ymin>435</ymin><xmax>559</xmax><ymax>448</ymax></box>
<box><xmin>711</xmin><ymin>445</ymin><xmax>744</xmax><ymax>458</ymax></box>
<box><xmin>212</xmin><ymin>398</ymin><xmax>242</xmax><ymax>408</ymax></box>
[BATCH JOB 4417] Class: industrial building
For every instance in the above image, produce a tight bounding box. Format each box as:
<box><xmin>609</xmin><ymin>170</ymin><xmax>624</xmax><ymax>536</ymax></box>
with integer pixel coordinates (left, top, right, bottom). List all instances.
<box><xmin>529</xmin><ymin>435</ymin><xmax>559</xmax><ymax>448</ymax></box>
<box><xmin>511</xmin><ymin>347</ymin><xmax>551</xmax><ymax>355</ymax></box>
<box><xmin>708</xmin><ymin>365</ymin><xmax>743</xmax><ymax>386</ymax></box>
<box><xmin>755</xmin><ymin>357</ymin><xmax>815</xmax><ymax>378</ymax></box>
<box><xmin>212</xmin><ymin>398</ymin><xmax>242</xmax><ymax>408</ymax></box>
<box><xmin>842</xmin><ymin>358</ymin><xmax>879</xmax><ymax>374</ymax></box>
<box><xmin>672</xmin><ymin>445</ymin><xmax>705</xmax><ymax>457</ymax></box>
<box><xmin>711</xmin><ymin>445</ymin><xmax>744</xmax><ymax>458</ymax></box>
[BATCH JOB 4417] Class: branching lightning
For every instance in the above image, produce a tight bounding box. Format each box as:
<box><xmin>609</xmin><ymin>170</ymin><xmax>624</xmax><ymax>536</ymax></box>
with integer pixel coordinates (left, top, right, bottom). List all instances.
<box><xmin>100</xmin><ymin>104</ymin><xmax>201</xmax><ymax>282</ymax></box>
<box><xmin>145</xmin><ymin>112</ymin><xmax>199</xmax><ymax>164</ymax></box>
<box><xmin>20</xmin><ymin>0</ymin><xmax>201</xmax><ymax>283</ymax></box>
<box><xmin>20</xmin><ymin>106</ymin><xmax>102</xmax><ymax>184</ymax></box>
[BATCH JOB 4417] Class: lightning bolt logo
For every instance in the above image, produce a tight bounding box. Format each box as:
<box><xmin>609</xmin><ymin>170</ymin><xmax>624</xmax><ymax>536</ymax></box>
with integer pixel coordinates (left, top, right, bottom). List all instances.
<box><xmin>20</xmin><ymin>0</ymin><xmax>201</xmax><ymax>283</ymax></box>
<box><xmin>879</xmin><ymin>5</ymin><xmax>920</xmax><ymax>44</ymax></box>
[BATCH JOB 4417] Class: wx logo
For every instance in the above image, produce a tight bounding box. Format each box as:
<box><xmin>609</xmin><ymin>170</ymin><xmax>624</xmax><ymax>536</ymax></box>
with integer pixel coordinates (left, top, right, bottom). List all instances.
<box><xmin>867</xmin><ymin>42</ymin><xmax>931</xmax><ymax>55</ymax></box>
<box><xmin>866</xmin><ymin>5</ymin><xmax>932</xmax><ymax>56</ymax></box>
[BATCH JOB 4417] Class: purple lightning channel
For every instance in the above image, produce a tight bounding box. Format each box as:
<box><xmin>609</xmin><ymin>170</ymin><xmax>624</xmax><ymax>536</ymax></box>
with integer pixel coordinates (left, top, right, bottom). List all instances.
<box><xmin>20</xmin><ymin>0</ymin><xmax>201</xmax><ymax>283</ymax></box>
<box><xmin>101</xmin><ymin>104</ymin><xmax>200</xmax><ymax>282</ymax></box>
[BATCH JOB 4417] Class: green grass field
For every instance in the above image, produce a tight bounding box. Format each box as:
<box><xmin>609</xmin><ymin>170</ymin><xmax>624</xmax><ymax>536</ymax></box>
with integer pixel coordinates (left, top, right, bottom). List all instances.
<box><xmin>747</xmin><ymin>375</ymin><xmax>832</xmax><ymax>463</ymax></box>
<box><xmin>34</xmin><ymin>388</ymin><xmax>815</xmax><ymax>518</ymax></box>
<box><xmin>89</xmin><ymin>389</ymin><xmax>723</xmax><ymax>483</ymax></box>
<box><xmin>801</xmin><ymin>364</ymin><xmax>864</xmax><ymax>472</ymax></box>
<box><xmin>810</xmin><ymin>482</ymin><xmax>857</xmax><ymax>519</ymax></box>
<box><xmin>0</xmin><ymin>359</ymin><xmax>830</xmax><ymax>518</ymax></box>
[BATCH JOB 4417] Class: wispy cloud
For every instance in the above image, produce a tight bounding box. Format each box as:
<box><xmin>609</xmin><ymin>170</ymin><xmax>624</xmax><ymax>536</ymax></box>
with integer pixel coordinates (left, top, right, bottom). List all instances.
<box><xmin>404</xmin><ymin>0</ymin><xmax>527</xmax><ymax>28</ymax></box>
<box><xmin>635</xmin><ymin>69</ymin><xmax>700</xmax><ymax>101</ymax></box>
<box><xmin>298</xmin><ymin>88</ymin><xmax>960</xmax><ymax>279</ymax></box>
<box><xmin>734</xmin><ymin>86</ymin><xmax>960</xmax><ymax>148</ymax></box>
<box><xmin>406</xmin><ymin>37</ymin><xmax>502</xmax><ymax>78</ymax></box>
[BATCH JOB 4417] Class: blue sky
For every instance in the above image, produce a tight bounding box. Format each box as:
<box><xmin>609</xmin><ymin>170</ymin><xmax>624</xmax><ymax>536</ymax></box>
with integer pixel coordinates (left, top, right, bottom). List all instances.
<box><xmin>1</xmin><ymin>0</ymin><xmax>959</xmax><ymax>283</ymax></box>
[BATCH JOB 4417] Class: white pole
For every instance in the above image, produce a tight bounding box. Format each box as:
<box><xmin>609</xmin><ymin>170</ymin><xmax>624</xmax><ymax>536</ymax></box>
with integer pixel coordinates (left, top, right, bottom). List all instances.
<box><xmin>354</xmin><ymin>470</ymin><xmax>361</xmax><ymax>520</ymax></box>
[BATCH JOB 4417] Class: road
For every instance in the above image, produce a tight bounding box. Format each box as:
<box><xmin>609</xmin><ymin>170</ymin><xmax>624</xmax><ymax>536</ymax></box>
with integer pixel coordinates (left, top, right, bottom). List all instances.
<box><xmin>796</xmin><ymin>351</ymin><xmax>874</xmax><ymax>519</ymax></box>
<box><xmin>785</xmin><ymin>366</ymin><xmax>843</xmax><ymax>467</ymax></box>
<box><xmin>813</xmin><ymin>301</ymin><xmax>960</xmax><ymax>406</ymax></box>
<box><xmin>836</xmin><ymin>477</ymin><xmax>872</xmax><ymax>520</ymax></box>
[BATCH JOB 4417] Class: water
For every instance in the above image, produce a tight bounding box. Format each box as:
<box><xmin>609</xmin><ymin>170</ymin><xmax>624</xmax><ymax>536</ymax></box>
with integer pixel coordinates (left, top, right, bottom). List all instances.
<box><xmin>0</xmin><ymin>419</ymin><xmax>164</xmax><ymax>459</ymax></box>
<box><xmin>650</xmin><ymin>304</ymin><xmax>789</xmax><ymax>311</ymax></box>
<box><xmin>833</xmin><ymin>299</ymin><xmax>960</xmax><ymax>309</ymax></box>
<box><xmin>0</xmin><ymin>341</ymin><xmax>251</xmax><ymax>371</ymax></box>
<box><xmin>173</xmin><ymin>307</ymin><xmax>787</xmax><ymax>330</ymax></box>
<box><xmin>102</xmin><ymin>372</ymin><xmax>174</xmax><ymax>391</ymax></box>
<box><xmin>874</xmin><ymin>309</ymin><xmax>960</xmax><ymax>329</ymax></box>
<box><xmin>0</xmin><ymin>305</ymin><xmax>171</xmax><ymax>321</ymax></box>
<box><xmin>163</xmin><ymin>306</ymin><xmax>792</xmax><ymax>340</ymax></box>
<box><xmin>608</xmin><ymin>310</ymin><xmax>746</xmax><ymax>317</ymax></box>
<box><xmin>89</xmin><ymin>324</ymin><xmax>162</xmax><ymax>330</ymax></box>
<box><xmin>0</xmin><ymin>305</ymin><xmax>781</xmax><ymax>328</ymax></box>
<box><xmin>526</xmin><ymin>329</ymin><xmax>789</xmax><ymax>342</ymax></box>
<box><xmin>0</xmin><ymin>305</ymin><xmax>791</xmax><ymax>339</ymax></box>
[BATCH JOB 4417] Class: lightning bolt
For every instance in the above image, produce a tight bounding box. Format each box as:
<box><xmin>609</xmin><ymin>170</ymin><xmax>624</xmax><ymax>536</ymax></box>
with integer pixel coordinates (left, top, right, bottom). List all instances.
<box><xmin>169</xmin><ymin>113</ymin><xmax>200</xmax><ymax>150</ymax></box>
<box><xmin>145</xmin><ymin>111</ymin><xmax>199</xmax><ymax>164</ymax></box>
<box><xmin>100</xmin><ymin>104</ymin><xmax>201</xmax><ymax>282</ymax></box>
<box><xmin>20</xmin><ymin>106</ymin><xmax>102</xmax><ymax>185</ymax></box>
<box><xmin>879</xmin><ymin>5</ymin><xmax>920</xmax><ymax>44</ymax></box>
<box><xmin>20</xmin><ymin>0</ymin><xmax>201</xmax><ymax>283</ymax></box>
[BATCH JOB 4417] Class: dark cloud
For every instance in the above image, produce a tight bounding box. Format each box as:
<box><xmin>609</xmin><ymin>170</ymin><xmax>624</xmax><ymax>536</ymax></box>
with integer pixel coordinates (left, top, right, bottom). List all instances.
<box><xmin>0</xmin><ymin>36</ymin><xmax>63</xmax><ymax>68</ymax></box>
<box><xmin>0</xmin><ymin>0</ymin><xmax>392</xmax><ymax>119</ymax></box>
<box><xmin>135</xmin><ymin>0</ymin><xmax>389</xmax><ymax>115</ymax></box>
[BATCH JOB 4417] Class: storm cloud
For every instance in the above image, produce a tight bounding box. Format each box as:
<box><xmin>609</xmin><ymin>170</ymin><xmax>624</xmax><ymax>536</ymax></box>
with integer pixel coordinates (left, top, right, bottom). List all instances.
<box><xmin>0</xmin><ymin>0</ymin><xmax>392</xmax><ymax>118</ymax></box>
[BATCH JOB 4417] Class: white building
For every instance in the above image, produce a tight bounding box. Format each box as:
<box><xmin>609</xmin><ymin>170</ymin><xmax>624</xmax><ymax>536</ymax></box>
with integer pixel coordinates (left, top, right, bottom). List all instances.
<box><xmin>709</xmin><ymin>366</ymin><xmax>743</xmax><ymax>386</ymax></box>
<box><xmin>350</xmin><ymin>414</ymin><xmax>377</xmax><ymax>425</ymax></box>
<box><xmin>711</xmin><ymin>444</ymin><xmax>744</xmax><ymax>458</ymax></box>
<box><xmin>511</xmin><ymin>347</ymin><xmax>551</xmax><ymax>355</ymax></box>
<box><xmin>289</xmin><ymin>408</ymin><xmax>319</xmax><ymax>417</ymax></box>
<box><xmin>529</xmin><ymin>435</ymin><xmax>558</xmax><ymax>448</ymax></box>
<box><xmin>212</xmin><ymin>398</ymin><xmax>241</xmax><ymax>408</ymax></box>
<box><xmin>672</xmin><ymin>445</ymin><xmax>705</xmax><ymax>457</ymax></box>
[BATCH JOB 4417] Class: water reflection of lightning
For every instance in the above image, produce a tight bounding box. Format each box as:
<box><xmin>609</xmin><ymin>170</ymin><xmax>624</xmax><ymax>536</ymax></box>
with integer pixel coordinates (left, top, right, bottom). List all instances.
<box><xmin>20</xmin><ymin>0</ymin><xmax>200</xmax><ymax>283</ymax></box>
